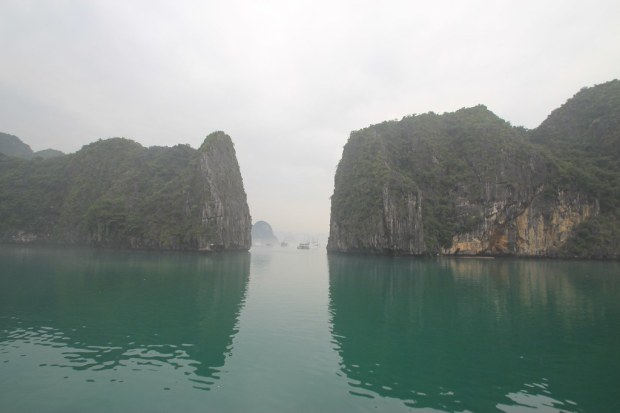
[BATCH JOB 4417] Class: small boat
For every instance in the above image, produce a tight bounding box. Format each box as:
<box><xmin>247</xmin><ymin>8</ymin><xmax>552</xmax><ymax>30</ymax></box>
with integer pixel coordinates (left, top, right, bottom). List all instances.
<box><xmin>297</xmin><ymin>242</ymin><xmax>310</xmax><ymax>250</ymax></box>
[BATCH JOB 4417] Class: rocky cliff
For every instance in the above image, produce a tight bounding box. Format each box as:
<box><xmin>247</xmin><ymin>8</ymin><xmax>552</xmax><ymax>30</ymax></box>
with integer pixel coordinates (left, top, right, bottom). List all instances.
<box><xmin>328</xmin><ymin>80</ymin><xmax>620</xmax><ymax>258</ymax></box>
<box><xmin>0</xmin><ymin>131</ymin><xmax>251</xmax><ymax>251</ymax></box>
<box><xmin>198</xmin><ymin>132</ymin><xmax>252</xmax><ymax>250</ymax></box>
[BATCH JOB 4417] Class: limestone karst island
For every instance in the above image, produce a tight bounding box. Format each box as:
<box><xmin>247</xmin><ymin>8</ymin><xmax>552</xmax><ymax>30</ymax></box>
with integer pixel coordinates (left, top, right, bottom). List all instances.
<box><xmin>328</xmin><ymin>80</ymin><xmax>620</xmax><ymax>259</ymax></box>
<box><xmin>0</xmin><ymin>131</ymin><xmax>251</xmax><ymax>251</ymax></box>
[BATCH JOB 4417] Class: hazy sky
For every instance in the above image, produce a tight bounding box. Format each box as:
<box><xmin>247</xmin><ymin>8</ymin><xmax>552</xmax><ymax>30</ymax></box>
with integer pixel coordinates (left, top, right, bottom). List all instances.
<box><xmin>1</xmin><ymin>0</ymin><xmax>619</xmax><ymax>235</ymax></box>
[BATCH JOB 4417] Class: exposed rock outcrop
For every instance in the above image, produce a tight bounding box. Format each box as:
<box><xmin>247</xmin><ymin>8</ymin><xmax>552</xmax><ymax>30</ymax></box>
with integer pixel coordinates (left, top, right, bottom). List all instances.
<box><xmin>443</xmin><ymin>189</ymin><xmax>599</xmax><ymax>256</ymax></box>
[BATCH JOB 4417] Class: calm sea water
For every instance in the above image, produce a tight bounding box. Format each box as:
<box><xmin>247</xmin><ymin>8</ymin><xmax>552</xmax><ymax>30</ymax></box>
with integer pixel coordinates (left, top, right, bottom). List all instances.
<box><xmin>1</xmin><ymin>246</ymin><xmax>619</xmax><ymax>412</ymax></box>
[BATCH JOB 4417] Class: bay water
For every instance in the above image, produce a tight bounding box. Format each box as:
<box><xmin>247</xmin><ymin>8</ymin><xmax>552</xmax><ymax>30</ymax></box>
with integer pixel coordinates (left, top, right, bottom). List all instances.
<box><xmin>1</xmin><ymin>245</ymin><xmax>619</xmax><ymax>412</ymax></box>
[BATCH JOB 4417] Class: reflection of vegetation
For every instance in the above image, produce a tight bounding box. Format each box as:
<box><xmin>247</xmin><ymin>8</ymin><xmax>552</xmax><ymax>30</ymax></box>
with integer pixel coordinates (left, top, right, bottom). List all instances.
<box><xmin>0</xmin><ymin>247</ymin><xmax>250</xmax><ymax>387</ymax></box>
<box><xmin>328</xmin><ymin>255</ymin><xmax>620</xmax><ymax>412</ymax></box>
<box><xmin>330</xmin><ymin>80</ymin><xmax>620</xmax><ymax>257</ymax></box>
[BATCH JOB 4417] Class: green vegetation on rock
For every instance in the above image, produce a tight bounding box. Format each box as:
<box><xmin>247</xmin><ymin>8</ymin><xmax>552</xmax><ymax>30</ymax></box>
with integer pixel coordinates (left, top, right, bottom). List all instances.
<box><xmin>533</xmin><ymin>79</ymin><xmax>620</xmax><ymax>257</ymax></box>
<box><xmin>0</xmin><ymin>132</ymin><xmax>64</xmax><ymax>159</ymax></box>
<box><xmin>0</xmin><ymin>132</ymin><xmax>33</xmax><ymax>158</ymax></box>
<box><xmin>0</xmin><ymin>132</ymin><xmax>251</xmax><ymax>251</ymax></box>
<box><xmin>328</xmin><ymin>80</ymin><xmax>620</xmax><ymax>259</ymax></box>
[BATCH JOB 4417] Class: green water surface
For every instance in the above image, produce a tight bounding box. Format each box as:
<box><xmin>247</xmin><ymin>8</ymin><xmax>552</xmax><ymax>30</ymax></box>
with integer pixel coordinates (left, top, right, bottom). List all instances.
<box><xmin>1</xmin><ymin>246</ymin><xmax>619</xmax><ymax>412</ymax></box>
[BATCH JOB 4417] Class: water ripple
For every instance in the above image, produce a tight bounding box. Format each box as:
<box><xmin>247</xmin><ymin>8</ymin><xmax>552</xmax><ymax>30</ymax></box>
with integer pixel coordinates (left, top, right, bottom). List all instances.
<box><xmin>0</xmin><ymin>321</ymin><xmax>229</xmax><ymax>391</ymax></box>
<box><xmin>498</xmin><ymin>380</ymin><xmax>581</xmax><ymax>413</ymax></box>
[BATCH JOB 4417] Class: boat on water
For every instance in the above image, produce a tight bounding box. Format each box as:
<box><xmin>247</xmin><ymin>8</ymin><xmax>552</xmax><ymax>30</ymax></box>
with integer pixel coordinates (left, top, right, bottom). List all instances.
<box><xmin>297</xmin><ymin>242</ymin><xmax>310</xmax><ymax>250</ymax></box>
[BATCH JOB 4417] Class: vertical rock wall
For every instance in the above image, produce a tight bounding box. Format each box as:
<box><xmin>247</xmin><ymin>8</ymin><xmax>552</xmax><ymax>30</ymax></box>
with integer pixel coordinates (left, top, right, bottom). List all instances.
<box><xmin>443</xmin><ymin>189</ymin><xmax>599</xmax><ymax>256</ymax></box>
<box><xmin>198</xmin><ymin>132</ymin><xmax>252</xmax><ymax>251</ymax></box>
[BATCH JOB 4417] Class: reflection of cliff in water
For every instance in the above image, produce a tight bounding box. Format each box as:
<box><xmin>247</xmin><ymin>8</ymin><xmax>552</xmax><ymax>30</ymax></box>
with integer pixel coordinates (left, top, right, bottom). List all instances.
<box><xmin>327</xmin><ymin>254</ymin><xmax>620</xmax><ymax>412</ymax></box>
<box><xmin>0</xmin><ymin>247</ymin><xmax>250</xmax><ymax>389</ymax></box>
<box><xmin>441</xmin><ymin>258</ymin><xmax>620</xmax><ymax>329</ymax></box>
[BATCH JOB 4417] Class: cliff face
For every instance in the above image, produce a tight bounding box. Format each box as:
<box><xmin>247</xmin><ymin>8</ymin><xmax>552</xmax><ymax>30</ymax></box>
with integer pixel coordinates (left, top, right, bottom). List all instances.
<box><xmin>0</xmin><ymin>132</ymin><xmax>251</xmax><ymax>251</ymax></box>
<box><xmin>443</xmin><ymin>188</ymin><xmax>599</xmax><ymax>256</ymax></box>
<box><xmin>198</xmin><ymin>132</ymin><xmax>252</xmax><ymax>250</ymax></box>
<box><xmin>328</xmin><ymin>80</ymin><xmax>620</xmax><ymax>258</ymax></box>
